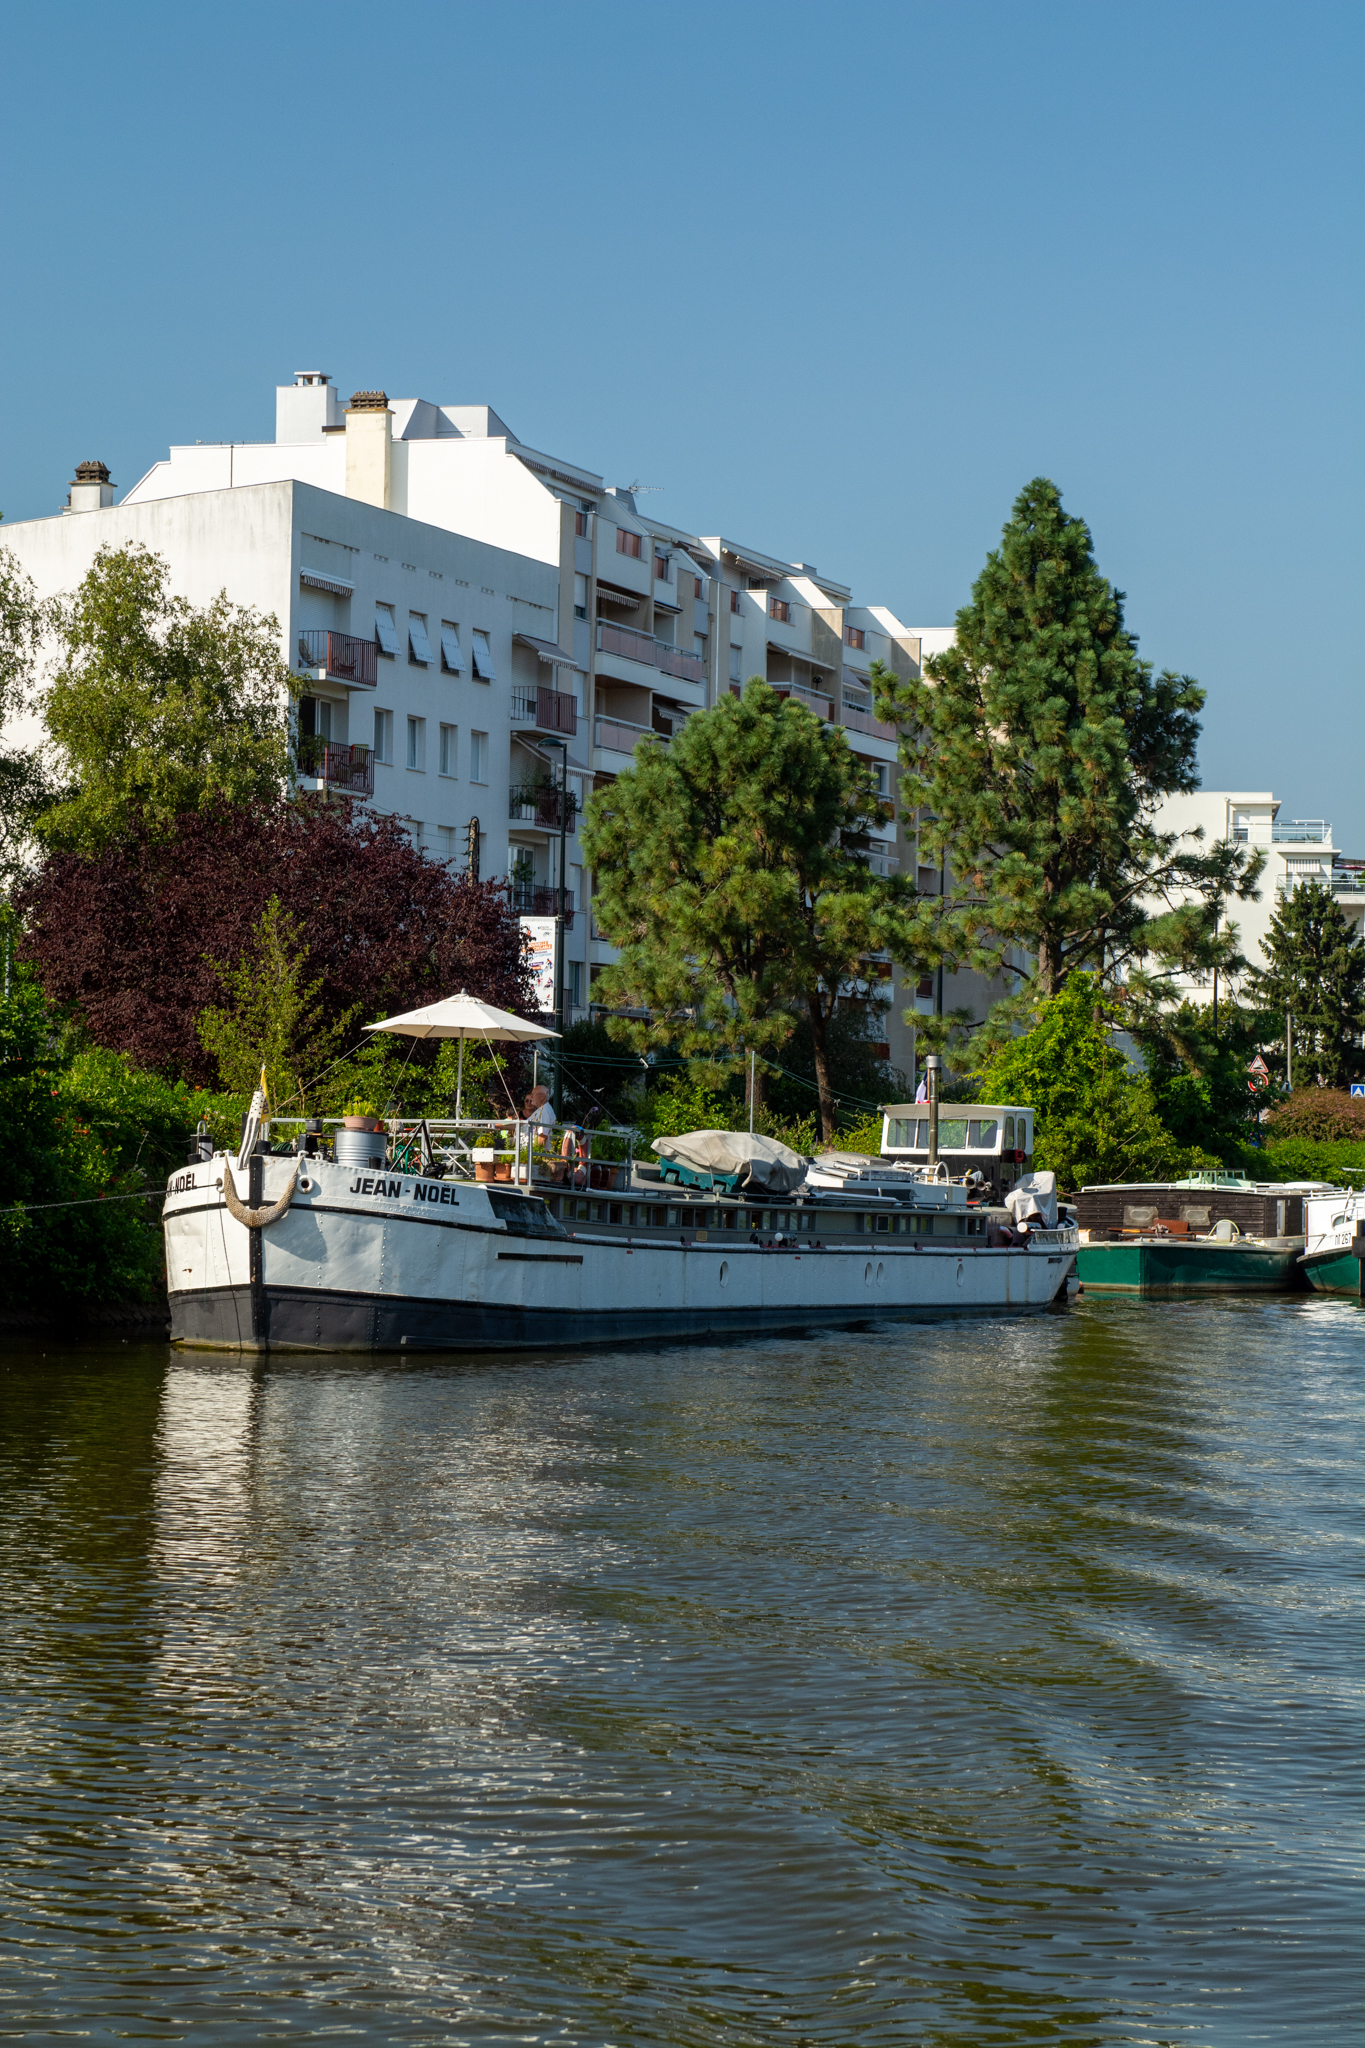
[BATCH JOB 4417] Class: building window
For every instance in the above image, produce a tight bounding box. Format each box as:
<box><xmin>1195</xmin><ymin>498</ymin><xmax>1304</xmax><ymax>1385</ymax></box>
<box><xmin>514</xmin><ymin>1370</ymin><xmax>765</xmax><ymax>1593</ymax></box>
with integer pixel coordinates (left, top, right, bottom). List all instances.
<box><xmin>616</xmin><ymin>528</ymin><xmax>642</xmax><ymax>560</ymax></box>
<box><xmin>373</xmin><ymin>708</ymin><xmax>393</xmax><ymax>762</ymax></box>
<box><xmin>471</xmin><ymin>631</ymin><xmax>495</xmax><ymax>680</ymax></box>
<box><xmin>404</xmin><ymin>818</ymin><xmax>423</xmax><ymax>848</ymax></box>
<box><xmin>694</xmin><ymin>634</ymin><xmax>708</xmax><ymax>661</ymax></box>
<box><xmin>440</xmin><ymin>622</ymin><xmax>463</xmax><ymax>673</ymax></box>
<box><xmin>730</xmin><ymin>588</ymin><xmax>742</xmax><ymax>614</ymax></box>
<box><xmin>575</xmin><ymin>508</ymin><xmax>590</xmax><ymax>537</ymax></box>
<box><xmin>374</xmin><ymin>604</ymin><xmax>399</xmax><ymax>658</ymax></box>
<box><xmin>769</xmin><ymin>598</ymin><xmax>791</xmax><ymax>623</ymax></box>
<box><xmin>407</xmin><ymin>716</ymin><xmax>425</xmax><ymax>770</ymax></box>
<box><xmin>439</xmin><ymin>723</ymin><xmax>457</xmax><ymax>777</ymax></box>
<box><xmin>574</xmin><ymin>573</ymin><xmax>588</xmax><ymax>621</ymax></box>
<box><xmin>408</xmin><ymin>614</ymin><xmax>434</xmax><ymax>665</ymax></box>
<box><xmin>299</xmin><ymin>696</ymin><xmax>332</xmax><ymax>741</ymax></box>
<box><xmin>566</xmin><ymin>960</ymin><xmax>583</xmax><ymax>1008</ymax></box>
<box><xmin>437</xmin><ymin>824</ymin><xmax>459</xmax><ymax>865</ymax></box>
<box><xmin>470</xmin><ymin>730</ymin><xmax>488</xmax><ymax>783</ymax></box>
<box><xmin>654</xmin><ymin>551</ymin><xmax>670</xmax><ymax>581</ymax></box>
<box><xmin>729</xmin><ymin>645</ymin><xmax>742</xmax><ymax>682</ymax></box>
<box><xmin>695</xmin><ymin>576</ymin><xmax>704</xmax><ymax>600</ymax></box>
<box><xmin>845</xmin><ymin>625</ymin><xmax>865</xmax><ymax>649</ymax></box>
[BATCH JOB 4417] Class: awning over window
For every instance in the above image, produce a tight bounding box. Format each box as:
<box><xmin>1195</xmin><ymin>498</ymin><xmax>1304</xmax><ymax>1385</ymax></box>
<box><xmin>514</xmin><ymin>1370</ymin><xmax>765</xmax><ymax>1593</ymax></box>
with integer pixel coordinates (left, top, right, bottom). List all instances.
<box><xmin>513</xmin><ymin>633</ymin><xmax>584</xmax><ymax>672</ymax></box>
<box><xmin>301</xmin><ymin>567</ymin><xmax>354</xmax><ymax>596</ymax></box>
<box><xmin>440</xmin><ymin>624</ymin><xmax>463</xmax><ymax>672</ymax></box>
<box><xmin>471</xmin><ymin>631</ymin><xmax>496</xmax><ymax>681</ymax></box>
<box><xmin>408</xmin><ymin>614</ymin><xmax>434</xmax><ymax>665</ymax></box>
<box><xmin>595</xmin><ymin>583</ymin><xmax>642</xmax><ymax>609</ymax></box>
<box><xmin>374</xmin><ymin>604</ymin><xmax>400</xmax><ymax>656</ymax></box>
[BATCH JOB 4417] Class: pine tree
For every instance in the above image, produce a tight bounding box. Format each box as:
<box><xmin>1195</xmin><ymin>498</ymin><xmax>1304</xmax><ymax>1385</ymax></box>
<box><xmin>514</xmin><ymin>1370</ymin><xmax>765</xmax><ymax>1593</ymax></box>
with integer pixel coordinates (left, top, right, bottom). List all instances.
<box><xmin>1246</xmin><ymin>880</ymin><xmax>1365</xmax><ymax>1087</ymax></box>
<box><xmin>579</xmin><ymin>680</ymin><xmax>901</xmax><ymax>1140</ymax></box>
<box><xmin>872</xmin><ymin>479</ymin><xmax>1260</xmax><ymax>1002</ymax></box>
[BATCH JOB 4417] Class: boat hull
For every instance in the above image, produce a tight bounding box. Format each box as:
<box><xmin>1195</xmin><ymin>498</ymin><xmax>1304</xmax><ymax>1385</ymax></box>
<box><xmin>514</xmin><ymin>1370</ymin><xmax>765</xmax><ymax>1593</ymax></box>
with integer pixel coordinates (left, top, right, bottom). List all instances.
<box><xmin>163</xmin><ymin>1156</ymin><xmax>1076</xmax><ymax>1354</ymax></box>
<box><xmin>1076</xmin><ymin>1238</ymin><xmax>1305</xmax><ymax>1295</ymax></box>
<box><xmin>1299</xmin><ymin>1246</ymin><xmax>1365</xmax><ymax>1298</ymax></box>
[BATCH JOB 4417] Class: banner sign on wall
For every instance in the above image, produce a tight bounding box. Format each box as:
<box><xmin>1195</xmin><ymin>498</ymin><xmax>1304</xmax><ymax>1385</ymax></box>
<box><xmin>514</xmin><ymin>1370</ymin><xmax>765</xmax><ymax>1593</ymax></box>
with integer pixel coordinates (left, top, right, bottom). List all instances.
<box><xmin>520</xmin><ymin>916</ymin><xmax>556</xmax><ymax>1015</ymax></box>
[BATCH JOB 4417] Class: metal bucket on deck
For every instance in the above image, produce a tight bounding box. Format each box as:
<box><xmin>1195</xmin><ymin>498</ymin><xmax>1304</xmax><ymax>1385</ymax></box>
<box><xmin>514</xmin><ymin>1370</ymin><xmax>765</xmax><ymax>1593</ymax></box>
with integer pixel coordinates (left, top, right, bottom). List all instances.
<box><xmin>335</xmin><ymin>1127</ymin><xmax>387</xmax><ymax>1170</ymax></box>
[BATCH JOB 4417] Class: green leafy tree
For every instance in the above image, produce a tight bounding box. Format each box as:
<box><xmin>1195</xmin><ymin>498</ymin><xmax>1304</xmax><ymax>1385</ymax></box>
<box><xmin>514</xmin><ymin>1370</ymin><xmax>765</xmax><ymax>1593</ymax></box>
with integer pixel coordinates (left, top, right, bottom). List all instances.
<box><xmin>873</xmin><ymin>479</ymin><xmax>1262</xmax><ymax>1002</ymax></box>
<box><xmin>197</xmin><ymin>896</ymin><xmax>359</xmax><ymax>1113</ymax></box>
<box><xmin>0</xmin><ymin>546</ymin><xmax>54</xmax><ymax>901</ymax></box>
<box><xmin>1121</xmin><ymin>995</ymin><xmax>1267</xmax><ymax>1157</ymax></box>
<box><xmin>976</xmin><ymin>973</ymin><xmax>1210</xmax><ymax>1189</ymax></box>
<box><xmin>40</xmin><ymin>543</ymin><xmax>298</xmax><ymax>852</ymax></box>
<box><xmin>580</xmin><ymin>680</ymin><xmax>900</xmax><ymax>1140</ymax></box>
<box><xmin>1246</xmin><ymin>879</ymin><xmax>1365</xmax><ymax>1087</ymax></box>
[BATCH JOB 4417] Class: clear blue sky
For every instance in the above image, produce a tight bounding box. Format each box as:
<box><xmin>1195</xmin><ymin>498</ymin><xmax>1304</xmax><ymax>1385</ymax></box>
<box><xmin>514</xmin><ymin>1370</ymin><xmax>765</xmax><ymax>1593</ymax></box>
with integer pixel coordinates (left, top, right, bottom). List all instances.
<box><xmin>4</xmin><ymin>1</ymin><xmax>1360</xmax><ymax>843</ymax></box>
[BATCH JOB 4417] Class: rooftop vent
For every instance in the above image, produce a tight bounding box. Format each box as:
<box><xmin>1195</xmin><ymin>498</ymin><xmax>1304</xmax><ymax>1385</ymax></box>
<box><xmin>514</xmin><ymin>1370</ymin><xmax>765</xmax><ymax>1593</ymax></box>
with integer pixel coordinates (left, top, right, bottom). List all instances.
<box><xmin>348</xmin><ymin>390</ymin><xmax>389</xmax><ymax>411</ymax></box>
<box><xmin>293</xmin><ymin>371</ymin><xmax>331</xmax><ymax>386</ymax></box>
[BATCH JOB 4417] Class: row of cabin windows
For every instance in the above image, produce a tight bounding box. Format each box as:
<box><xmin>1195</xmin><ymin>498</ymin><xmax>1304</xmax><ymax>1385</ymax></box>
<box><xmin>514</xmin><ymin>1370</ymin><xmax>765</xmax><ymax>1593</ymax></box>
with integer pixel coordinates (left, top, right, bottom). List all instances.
<box><xmin>549</xmin><ymin>1198</ymin><xmax>983</xmax><ymax>1236</ymax></box>
<box><xmin>374</xmin><ymin>605</ymin><xmax>495</xmax><ymax>679</ymax></box>
<box><xmin>885</xmin><ymin>1115</ymin><xmax>1031</xmax><ymax>1153</ymax></box>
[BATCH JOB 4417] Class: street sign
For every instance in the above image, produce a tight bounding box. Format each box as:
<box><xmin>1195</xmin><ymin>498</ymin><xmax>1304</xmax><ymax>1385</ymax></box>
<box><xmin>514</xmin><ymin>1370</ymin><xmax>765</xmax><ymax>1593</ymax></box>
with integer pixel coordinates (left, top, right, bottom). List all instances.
<box><xmin>1351</xmin><ymin>1083</ymin><xmax>1365</xmax><ymax>1098</ymax></box>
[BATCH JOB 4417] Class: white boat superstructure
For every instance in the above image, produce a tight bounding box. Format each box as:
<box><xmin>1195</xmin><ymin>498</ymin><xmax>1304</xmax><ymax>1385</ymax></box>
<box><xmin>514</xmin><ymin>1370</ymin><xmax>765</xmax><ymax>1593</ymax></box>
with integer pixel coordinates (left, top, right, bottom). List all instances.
<box><xmin>163</xmin><ymin>1117</ymin><xmax>1078</xmax><ymax>1354</ymax></box>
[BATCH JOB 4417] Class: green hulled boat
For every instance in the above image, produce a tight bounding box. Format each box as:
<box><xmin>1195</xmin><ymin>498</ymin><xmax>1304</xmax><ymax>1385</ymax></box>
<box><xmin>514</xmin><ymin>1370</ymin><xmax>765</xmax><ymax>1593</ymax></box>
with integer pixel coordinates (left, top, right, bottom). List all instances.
<box><xmin>1076</xmin><ymin>1234</ymin><xmax>1304</xmax><ymax>1296</ymax></box>
<box><xmin>1074</xmin><ymin>1173</ymin><xmax>1333</xmax><ymax>1296</ymax></box>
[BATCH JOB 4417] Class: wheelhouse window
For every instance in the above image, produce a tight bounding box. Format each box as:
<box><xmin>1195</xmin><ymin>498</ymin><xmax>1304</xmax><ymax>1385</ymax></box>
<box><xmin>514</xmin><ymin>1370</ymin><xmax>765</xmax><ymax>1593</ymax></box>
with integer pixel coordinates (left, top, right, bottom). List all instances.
<box><xmin>968</xmin><ymin>1119</ymin><xmax>999</xmax><ymax>1149</ymax></box>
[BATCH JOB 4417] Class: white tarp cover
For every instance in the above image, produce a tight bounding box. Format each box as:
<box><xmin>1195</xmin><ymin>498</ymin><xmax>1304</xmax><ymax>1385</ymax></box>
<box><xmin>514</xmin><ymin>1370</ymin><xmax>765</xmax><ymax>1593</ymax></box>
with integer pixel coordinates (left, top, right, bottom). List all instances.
<box><xmin>1005</xmin><ymin>1170</ymin><xmax>1057</xmax><ymax>1229</ymax></box>
<box><xmin>651</xmin><ymin>1129</ymin><xmax>807</xmax><ymax>1193</ymax></box>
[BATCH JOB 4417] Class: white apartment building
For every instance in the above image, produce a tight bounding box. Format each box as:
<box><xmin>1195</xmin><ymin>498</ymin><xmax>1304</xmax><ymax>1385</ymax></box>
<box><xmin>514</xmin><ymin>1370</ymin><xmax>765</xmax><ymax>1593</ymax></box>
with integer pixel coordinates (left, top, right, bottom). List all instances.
<box><xmin>1154</xmin><ymin>789</ymin><xmax>1365</xmax><ymax>993</ymax></box>
<box><xmin>5</xmin><ymin>373</ymin><xmax>963</xmax><ymax>1074</ymax></box>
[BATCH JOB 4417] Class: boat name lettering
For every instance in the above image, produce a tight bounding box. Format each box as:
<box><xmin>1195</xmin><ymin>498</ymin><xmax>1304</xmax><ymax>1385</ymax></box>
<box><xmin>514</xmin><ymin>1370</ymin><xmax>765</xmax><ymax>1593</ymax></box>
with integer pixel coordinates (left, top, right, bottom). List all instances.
<box><xmin>343</xmin><ymin>1176</ymin><xmax>460</xmax><ymax>1207</ymax></box>
<box><xmin>168</xmin><ymin>1170</ymin><xmax>197</xmax><ymax>1196</ymax></box>
<box><xmin>411</xmin><ymin>1182</ymin><xmax>460</xmax><ymax>1208</ymax></box>
<box><xmin>349</xmin><ymin>1176</ymin><xmax>406</xmax><ymax>1198</ymax></box>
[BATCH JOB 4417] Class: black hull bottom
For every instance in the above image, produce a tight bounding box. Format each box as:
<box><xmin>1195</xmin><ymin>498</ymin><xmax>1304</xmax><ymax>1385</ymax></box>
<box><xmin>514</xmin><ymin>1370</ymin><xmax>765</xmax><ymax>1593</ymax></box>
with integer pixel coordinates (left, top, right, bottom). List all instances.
<box><xmin>169</xmin><ymin>1280</ymin><xmax>1069</xmax><ymax>1355</ymax></box>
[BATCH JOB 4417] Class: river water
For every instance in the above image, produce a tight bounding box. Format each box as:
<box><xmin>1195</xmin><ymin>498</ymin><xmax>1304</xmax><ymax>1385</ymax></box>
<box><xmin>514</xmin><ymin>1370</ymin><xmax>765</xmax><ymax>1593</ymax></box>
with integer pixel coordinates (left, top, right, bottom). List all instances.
<box><xmin>0</xmin><ymin>1296</ymin><xmax>1359</xmax><ymax>2046</ymax></box>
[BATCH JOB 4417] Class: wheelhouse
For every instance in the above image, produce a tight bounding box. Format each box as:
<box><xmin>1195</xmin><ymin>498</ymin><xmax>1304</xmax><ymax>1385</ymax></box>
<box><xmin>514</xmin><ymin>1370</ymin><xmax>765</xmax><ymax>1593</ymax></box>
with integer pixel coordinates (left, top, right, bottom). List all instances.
<box><xmin>879</xmin><ymin>1104</ymin><xmax>1034</xmax><ymax>1200</ymax></box>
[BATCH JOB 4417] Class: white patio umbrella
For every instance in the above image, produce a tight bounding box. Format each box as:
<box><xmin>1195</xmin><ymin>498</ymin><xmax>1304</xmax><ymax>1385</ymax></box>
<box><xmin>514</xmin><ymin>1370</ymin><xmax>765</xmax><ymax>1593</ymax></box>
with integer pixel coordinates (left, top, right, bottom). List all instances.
<box><xmin>364</xmin><ymin>991</ymin><xmax>560</xmax><ymax>1118</ymax></box>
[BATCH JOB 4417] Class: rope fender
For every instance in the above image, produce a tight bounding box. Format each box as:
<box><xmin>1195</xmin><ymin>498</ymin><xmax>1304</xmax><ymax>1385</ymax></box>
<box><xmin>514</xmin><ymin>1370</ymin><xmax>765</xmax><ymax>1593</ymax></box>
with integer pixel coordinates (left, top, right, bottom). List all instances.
<box><xmin>218</xmin><ymin>1162</ymin><xmax>300</xmax><ymax>1230</ymax></box>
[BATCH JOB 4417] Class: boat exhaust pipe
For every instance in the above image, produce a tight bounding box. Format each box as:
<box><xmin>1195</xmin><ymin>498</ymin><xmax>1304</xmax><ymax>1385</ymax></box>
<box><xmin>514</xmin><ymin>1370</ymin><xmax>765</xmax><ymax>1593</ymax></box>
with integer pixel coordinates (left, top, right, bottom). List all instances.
<box><xmin>925</xmin><ymin>1054</ymin><xmax>941</xmax><ymax>1168</ymax></box>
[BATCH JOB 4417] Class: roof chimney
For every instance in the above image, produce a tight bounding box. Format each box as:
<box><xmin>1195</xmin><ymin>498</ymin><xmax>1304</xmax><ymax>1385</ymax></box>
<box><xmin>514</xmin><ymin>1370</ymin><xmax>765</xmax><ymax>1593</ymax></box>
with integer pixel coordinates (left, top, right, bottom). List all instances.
<box><xmin>276</xmin><ymin>370</ymin><xmax>342</xmax><ymax>443</ymax></box>
<box><xmin>345</xmin><ymin>390</ymin><xmax>392</xmax><ymax>510</ymax></box>
<box><xmin>63</xmin><ymin>459</ymin><xmax>114</xmax><ymax>514</ymax></box>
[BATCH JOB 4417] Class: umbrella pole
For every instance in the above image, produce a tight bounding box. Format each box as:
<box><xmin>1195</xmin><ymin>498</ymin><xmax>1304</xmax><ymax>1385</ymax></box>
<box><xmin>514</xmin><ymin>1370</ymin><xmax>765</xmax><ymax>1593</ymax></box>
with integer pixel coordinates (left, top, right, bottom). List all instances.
<box><xmin>456</xmin><ymin>1037</ymin><xmax>463</xmax><ymax>1121</ymax></box>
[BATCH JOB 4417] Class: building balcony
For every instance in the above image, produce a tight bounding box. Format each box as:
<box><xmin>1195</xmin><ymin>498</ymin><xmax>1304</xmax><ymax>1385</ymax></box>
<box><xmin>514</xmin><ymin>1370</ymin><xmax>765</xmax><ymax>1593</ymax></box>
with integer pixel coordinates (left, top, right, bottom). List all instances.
<box><xmin>512</xmin><ymin>881</ymin><xmax>574</xmax><ymax>928</ymax></box>
<box><xmin>595</xmin><ymin>620</ymin><xmax>706</xmax><ymax>684</ymax></box>
<box><xmin>510</xmin><ymin>685</ymin><xmax>578</xmax><ymax>737</ymax></box>
<box><xmin>297</xmin><ymin>629</ymin><xmax>377</xmax><ymax>690</ymax></box>
<box><xmin>1270</xmin><ymin>819</ymin><xmax>1329</xmax><ymax>842</ymax></box>
<box><xmin>296</xmin><ymin>739</ymin><xmax>375</xmax><ymax>796</ymax></box>
<box><xmin>509</xmin><ymin>781</ymin><xmax>578</xmax><ymax>830</ymax></box>
<box><xmin>594</xmin><ymin>714</ymin><xmax>669</xmax><ymax>757</ymax></box>
<box><xmin>771</xmin><ymin>683</ymin><xmax>834</xmax><ymax>719</ymax></box>
<box><xmin>841</xmin><ymin>703</ymin><xmax>898</xmax><ymax>742</ymax></box>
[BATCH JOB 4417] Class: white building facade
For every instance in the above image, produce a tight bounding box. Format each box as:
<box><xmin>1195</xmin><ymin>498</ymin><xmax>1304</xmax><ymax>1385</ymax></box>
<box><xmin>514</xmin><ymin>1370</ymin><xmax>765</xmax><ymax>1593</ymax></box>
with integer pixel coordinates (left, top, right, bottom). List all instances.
<box><xmin>5</xmin><ymin>373</ymin><xmax>968</xmax><ymax>1077</ymax></box>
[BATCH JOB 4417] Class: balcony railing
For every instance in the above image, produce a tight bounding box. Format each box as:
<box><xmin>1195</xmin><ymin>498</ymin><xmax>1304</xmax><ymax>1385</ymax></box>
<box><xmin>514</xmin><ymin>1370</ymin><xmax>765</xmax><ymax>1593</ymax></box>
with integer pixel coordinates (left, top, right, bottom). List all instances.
<box><xmin>510</xmin><ymin>685</ymin><xmax>578</xmax><ymax>736</ymax></box>
<box><xmin>511</xmin><ymin>882</ymin><xmax>574</xmax><ymax>927</ymax></box>
<box><xmin>594</xmin><ymin>715</ymin><xmax>669</xmax><ymax>755</ymax></box>
<box><xmin>771</xmin><ymin>684</ymin><xmax>834</xmax><ymax>719</ymax></box>
<box><xmin>297</xmin><ymin>629</ymin><xmax>377</xmax><ymax>689</ymax></box>
<box><xmin>296</xmin><ymin>739</ymin><xmax>375</xmax><ymax>796</ymax></box>
<box><xmin>841</xmin><ymin>703</ymin><xmax>898</xmax><ymax>741</ymax></box>
<box><xmin>595</xmin><ymin>620</ymin><xmax>706</xmax><ymax>684</ymax></box>
<box><xmin>1271</xmin><ymin>819</ymin><xmax>1329</xmax><ymax>842</ymax></box>
<box><xmin>509</xmin><ymin>782</ymin><xmax>578</xmax><ymax>829</ymax></box>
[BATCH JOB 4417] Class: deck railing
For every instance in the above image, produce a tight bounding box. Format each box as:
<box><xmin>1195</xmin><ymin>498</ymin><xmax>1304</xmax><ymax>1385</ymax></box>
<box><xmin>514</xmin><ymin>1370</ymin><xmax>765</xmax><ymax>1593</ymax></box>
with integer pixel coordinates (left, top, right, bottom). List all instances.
<box><xmin>296</xmin><ymin>738</ymin><xmax>375</xmax><ymax>795</ymax></box>
<box><xmin>510</xmin><ymin>684</ymin><xmax>578</xmax><ymax>735</ymax></box>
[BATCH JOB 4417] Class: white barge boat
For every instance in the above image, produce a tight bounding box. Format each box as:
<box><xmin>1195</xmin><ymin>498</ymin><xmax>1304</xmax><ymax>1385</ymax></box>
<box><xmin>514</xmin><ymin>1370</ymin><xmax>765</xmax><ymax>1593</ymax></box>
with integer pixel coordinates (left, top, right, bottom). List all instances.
<box><xmin>163</xmin><ymin>1124</ymin><xmax>1077</xmax><ymax>1354</ymax></box>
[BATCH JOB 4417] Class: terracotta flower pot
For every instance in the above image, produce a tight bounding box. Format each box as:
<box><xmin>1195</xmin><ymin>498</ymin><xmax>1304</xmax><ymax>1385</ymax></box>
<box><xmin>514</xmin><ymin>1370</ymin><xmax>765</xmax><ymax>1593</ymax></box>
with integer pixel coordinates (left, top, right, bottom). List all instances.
<box><xmin>342</xmin><ymin>1115</ymin><xmax>383</xmax><ymax>1133</ymax></box>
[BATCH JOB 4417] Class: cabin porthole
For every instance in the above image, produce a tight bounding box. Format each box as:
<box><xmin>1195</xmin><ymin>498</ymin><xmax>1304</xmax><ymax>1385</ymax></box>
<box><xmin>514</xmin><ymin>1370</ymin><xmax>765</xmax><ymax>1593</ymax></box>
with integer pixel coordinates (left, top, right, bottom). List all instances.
<box><xmin>719</xmin><ymin>1261</ymin><xmax>729</xmax><ymax>1287</ymax></box>
<box><xmin>956</xmin><ymin>1260</ymin><xmax>964</xmax><ymax>1287</ymax></box>
<box><xmin>864</xmin><ymin>1262</ymin><xmax>873</xmax><ymax>1285</ymax></box>
<box><xmin>876</xmin><ymin>1262</ymin><xmax>885</xmax><ymax>1285</ymax></box>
